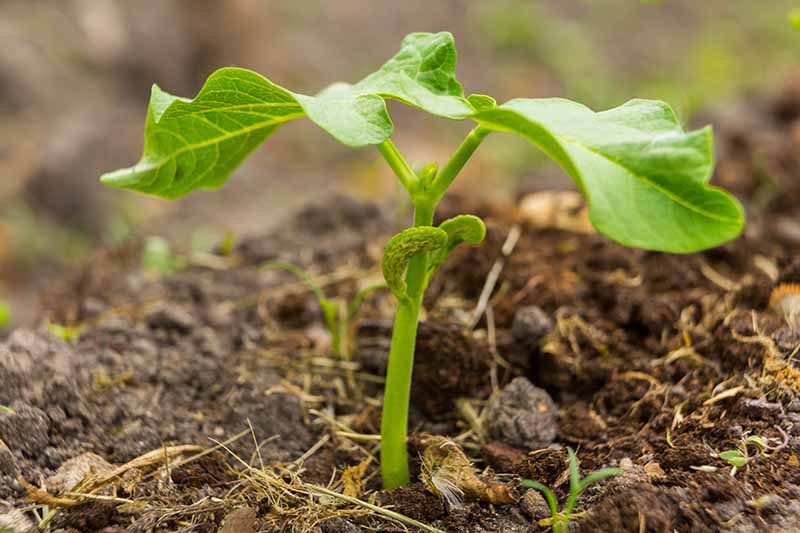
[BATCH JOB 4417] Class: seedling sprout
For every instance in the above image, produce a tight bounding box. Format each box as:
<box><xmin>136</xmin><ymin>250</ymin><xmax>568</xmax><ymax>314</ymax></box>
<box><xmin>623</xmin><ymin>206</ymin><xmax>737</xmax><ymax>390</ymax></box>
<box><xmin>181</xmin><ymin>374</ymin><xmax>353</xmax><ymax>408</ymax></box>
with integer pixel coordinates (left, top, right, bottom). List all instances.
<box><xmin>521</xmin><ymin>447</ymin><xmax>622</xmax><ymax>533</ymax></box>
<box><xmin>102</xmin><ymin>32</ymin><xmax>743</xmax><ymax>488</ymax></box>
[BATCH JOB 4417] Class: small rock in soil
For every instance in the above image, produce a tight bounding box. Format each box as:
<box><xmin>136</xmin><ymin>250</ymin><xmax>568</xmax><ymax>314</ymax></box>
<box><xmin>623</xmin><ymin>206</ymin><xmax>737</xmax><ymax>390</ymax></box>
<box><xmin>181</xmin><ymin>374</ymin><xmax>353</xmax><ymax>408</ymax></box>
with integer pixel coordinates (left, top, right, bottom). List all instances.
<box><xmin>488</xmin><ymin>377</ymin><xmax>557</xmax><ymax>450</ymax></box>
<box><xmin>0</xmin><ymin>404</ymin><xmax>50</xmax><ymax>457</ymax></box>
<box><xmin>520</xmin><ymin>488</ymin><xmax>550</xmax><ymax>520</ymax></box>
<box><xmin>46</xmin><ymin>452</ymin><xmax>113</xmax><ymax>494</ymax></box>
<box><xmin>219</xmin><ymin>506</ymin><xmax>258</xmax><ymax>533</ymax></box>
<box><xmin>146</xmin><ymin>304</ymin><xmax>196</xmax><ymax>333</ymax></box>
<box><xmin>511</xmin><ymin>305</ymin><xmax>553</xmax><ymax>343</ymax></box>
<box><xmin>0</xmin><ymin>509</ymin><xmax>37</xmax><ymax>533</ymax></box>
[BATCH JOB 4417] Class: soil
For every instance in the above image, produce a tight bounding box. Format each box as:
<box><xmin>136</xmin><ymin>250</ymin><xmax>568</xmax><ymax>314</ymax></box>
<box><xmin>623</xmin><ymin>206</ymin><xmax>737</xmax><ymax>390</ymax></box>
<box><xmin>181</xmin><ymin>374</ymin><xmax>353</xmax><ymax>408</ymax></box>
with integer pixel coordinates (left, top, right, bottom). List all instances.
<box><xmin>2</xmin><ymin>85</ymin><xmax>800</xmax><ymax>532</ymax></box>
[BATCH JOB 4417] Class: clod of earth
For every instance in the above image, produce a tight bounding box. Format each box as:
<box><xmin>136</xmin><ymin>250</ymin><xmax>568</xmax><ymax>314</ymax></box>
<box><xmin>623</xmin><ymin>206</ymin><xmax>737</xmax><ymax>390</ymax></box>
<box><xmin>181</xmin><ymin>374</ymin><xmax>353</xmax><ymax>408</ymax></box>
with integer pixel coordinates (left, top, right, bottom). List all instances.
<box><xmin>488</xmin><ymin>377</ymin><xmax>558</xmax><ymax>450</ymax></box>
<box><xmin>511</xmin><ymin>305</ymin><xmax>554</xmax><ymax>343</ymax></box>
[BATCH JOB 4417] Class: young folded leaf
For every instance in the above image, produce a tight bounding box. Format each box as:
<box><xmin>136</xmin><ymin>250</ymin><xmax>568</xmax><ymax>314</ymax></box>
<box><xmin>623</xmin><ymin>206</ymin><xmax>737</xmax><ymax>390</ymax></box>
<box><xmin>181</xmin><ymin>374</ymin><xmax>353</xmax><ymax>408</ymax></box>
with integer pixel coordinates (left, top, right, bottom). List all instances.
<box><xmin>382</xmin><ymin>226</ymin><xmax>448</xmax><ymax>300</ymax></box>
<box><xmin>427</xmin><ymin>215</ymin><xmax>486</xmax><ymax>277</ymax></box>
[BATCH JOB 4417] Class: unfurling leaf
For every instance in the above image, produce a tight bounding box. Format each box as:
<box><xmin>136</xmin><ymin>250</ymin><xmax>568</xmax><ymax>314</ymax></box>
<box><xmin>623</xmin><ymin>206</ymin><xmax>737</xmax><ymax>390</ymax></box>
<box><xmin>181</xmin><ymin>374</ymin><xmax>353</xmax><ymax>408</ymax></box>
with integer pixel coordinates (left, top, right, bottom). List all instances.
<box><xmin>427</xmin><ymin>214</ymin><xmax>486</xmax><ymax>276</ymax></box>
<box><xmin>382</xmin><ymin>227</ymin><xmax>447</xmax><ymax>300</ymax></box>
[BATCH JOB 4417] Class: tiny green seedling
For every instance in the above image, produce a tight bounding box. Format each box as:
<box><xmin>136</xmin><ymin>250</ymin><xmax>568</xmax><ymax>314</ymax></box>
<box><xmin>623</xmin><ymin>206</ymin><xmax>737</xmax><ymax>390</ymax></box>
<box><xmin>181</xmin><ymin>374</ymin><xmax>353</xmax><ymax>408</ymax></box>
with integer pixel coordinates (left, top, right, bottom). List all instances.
<box><xmin>790</xmin><ymin>8</ymin><xmax>800</xmax><ymax>31</ymax></box>
<box><xmin>260</xmin><ymin>260</ymin><xmax>386</xmax><ymax>358</ymax></box>
<box><xmin>142</xmin><ymin>235</ymin><xmax>184</xmax><ymax>275</ymax></box>
<box><xmin>521</xmin><ymin>448</ymin><xmax>622</xmax><ymax>533</ymax></box>
<box><xmin>0</xmin><ymin>300</ymin><xmax>10</xmax><ymax>328</ymax></box>
<box><xmin>101</xmin><ymin>32</ymin><xmax>743</xmax><ymax>488</ymax></box>
<box><xmin>718</xmin><ymin>429</ymin><xmax>789</xmax><ymax>476</ymax></box>
<box><xmin>47</xmin><ymin>322</ymin><xmax>82</xmax><ymax>342</ymax></box>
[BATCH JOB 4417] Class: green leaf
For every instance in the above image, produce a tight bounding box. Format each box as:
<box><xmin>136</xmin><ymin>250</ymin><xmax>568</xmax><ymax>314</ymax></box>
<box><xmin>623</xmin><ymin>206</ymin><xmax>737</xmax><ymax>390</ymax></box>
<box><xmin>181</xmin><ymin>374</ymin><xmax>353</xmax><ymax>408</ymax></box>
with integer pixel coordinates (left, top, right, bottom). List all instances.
<box><xmin>382</xmin><ymin>226</ymin><xmax>448</xmax><ymax>300</ymax></box>
<box><xmin>578</xmin><ymin>467</ymin><xmax>623</xmax><ymax>492</ymax></box>
<box><xmin>743</xmin><ymin>435</ymin><xmax>768</xmax><ymax>451</ymax></box>
<box><xmin>471</xmin><ymin>98</ymin><xmax>744</xmax><ymax>253</ymax></box>
<box><xmin>102</xmin><ymin>32</ymin><xmax>472</xmax><ymax>198</ymax></box>
<box><xmin>102</xmin><ymin>70</ymin><xmax>305</xmax><ymax>198</ymax></box>
<box><xmin>427</xmin><ymin>214</ymin><xmax>486</xmax><ymax>275</ymax></box>
<box><xmin>565</xmin><ymin>447</ymin><xmax>581</xmax><ymax>514</ymax></box>
<box><xmin>259</xmin><ymin>260</ymin><xmax>328</xmax><ymax>305</ymax></box>
<box><xmin>790</xmin><ymin>8</ymin><xmax>800</xmax><ymax>31</ymax></box>
<box><xmin>719</xmin><ymin>450</ymin><xmax>747</xmax><ymax>468</ymax></box>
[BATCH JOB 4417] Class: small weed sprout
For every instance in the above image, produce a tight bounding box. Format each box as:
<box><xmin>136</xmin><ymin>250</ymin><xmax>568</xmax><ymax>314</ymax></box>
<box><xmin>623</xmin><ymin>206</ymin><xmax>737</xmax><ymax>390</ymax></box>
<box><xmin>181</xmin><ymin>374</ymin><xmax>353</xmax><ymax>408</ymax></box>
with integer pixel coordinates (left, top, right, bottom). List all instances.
<box><xmin>102</xmin><ymin>32</ymin><xmax>743</xmax><ymax>488</ymax></box>
<box><xmin>521</xmin><ymin>448</ymin><xmax>621</xmax><ymax>533</ymax></box>
<box><xmin>260</xmin><ymin>260</ymin><xmax>386</xmax><ymax>358</ymax></box>
<box><xmin>46</xmin><ymin>322</ymin><xmax>82</xmax><ymax>342</ymax></box>
<box><xmin>0</xmin><ymin>300</ymin><xmax>10</xmax><ymax>328</ymax></box>
<box><xmin>142</xmin><ymin>236</ymin><xmax>183</xmax><ymax>275</ymax></box>
<box><xmin>717</xmin><ymin>428</ymin><xmax>790</xmax><ymax>476</ymax></box>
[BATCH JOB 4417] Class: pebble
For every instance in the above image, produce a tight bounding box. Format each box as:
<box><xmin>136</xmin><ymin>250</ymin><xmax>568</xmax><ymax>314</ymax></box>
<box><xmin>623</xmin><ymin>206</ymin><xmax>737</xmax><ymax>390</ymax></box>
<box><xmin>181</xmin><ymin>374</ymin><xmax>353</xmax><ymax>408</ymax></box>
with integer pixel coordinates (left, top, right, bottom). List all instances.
<box><xmin>46</xmin><ymin>452</ymin><xmax>113</xmax><ymax>493</ymax></box>
<box><xmin>520</xmin><ymin>488</ymin><xmax>550</xmax><ymax>520</ymax></box>
<box><xmin>511</xmin><ymin>306</ymin><xmax>554</xmax><ymax>343</ymax></box>
<box><xmin>488</xmin><ymin>377</ymin><xmax>557</xmax><ymax>449</ymax></box>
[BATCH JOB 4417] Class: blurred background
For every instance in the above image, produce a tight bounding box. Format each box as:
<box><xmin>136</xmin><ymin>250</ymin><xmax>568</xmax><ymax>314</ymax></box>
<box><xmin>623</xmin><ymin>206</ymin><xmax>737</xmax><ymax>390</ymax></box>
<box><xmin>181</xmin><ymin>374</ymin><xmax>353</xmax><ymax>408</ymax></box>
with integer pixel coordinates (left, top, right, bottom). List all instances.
<box><xmin>1</xmin><ymin>0</ymin><xmax>799</xmax><ymax>328</ymax></box>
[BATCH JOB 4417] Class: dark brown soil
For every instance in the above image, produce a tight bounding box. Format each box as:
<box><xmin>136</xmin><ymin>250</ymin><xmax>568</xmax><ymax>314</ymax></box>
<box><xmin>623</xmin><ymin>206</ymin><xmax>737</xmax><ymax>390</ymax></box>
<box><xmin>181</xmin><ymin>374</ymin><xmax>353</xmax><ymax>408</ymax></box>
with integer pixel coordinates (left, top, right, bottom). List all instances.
<box><xmin>2</xmin><ymin>85</ymin><xmax>800</xmax><ymax>532</ymax></box>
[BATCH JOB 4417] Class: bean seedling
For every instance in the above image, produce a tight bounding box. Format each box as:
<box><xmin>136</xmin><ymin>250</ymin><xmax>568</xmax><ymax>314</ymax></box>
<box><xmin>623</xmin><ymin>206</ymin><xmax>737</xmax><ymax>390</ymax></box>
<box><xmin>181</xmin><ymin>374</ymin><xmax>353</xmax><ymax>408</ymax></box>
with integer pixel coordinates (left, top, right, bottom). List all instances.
<box><xmin>521</xmin><ymin>448</ymin><xmax>622</xmax><ymax>533</ymax></box>
<box><xmin>102</xmin><ymin>32</ymin><xmax>743</xmax><ymax>489</ymax></box>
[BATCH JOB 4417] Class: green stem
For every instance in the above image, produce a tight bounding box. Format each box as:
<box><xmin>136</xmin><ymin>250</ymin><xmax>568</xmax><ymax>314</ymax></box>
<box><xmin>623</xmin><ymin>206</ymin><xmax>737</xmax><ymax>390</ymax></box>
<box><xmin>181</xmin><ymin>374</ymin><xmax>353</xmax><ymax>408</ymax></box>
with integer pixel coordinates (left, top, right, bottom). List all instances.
<box><xmin>377</xmin><ymin>140</ymin><xmax>418</xmax><ymax>195</ymax></box>
<box><xmin>429</xmin><ymin>126</ymin><xmax>490</xmax><ymax>203</ymax></box>
<box><xmin>380</xmin><ymin>204</ymin><xmax>434</xmax><ymax>488</ymax></box>
<box><xmin>375</xmin><ymin>127</ymin><xmax>488</xmax><ymax>489</ymax></box>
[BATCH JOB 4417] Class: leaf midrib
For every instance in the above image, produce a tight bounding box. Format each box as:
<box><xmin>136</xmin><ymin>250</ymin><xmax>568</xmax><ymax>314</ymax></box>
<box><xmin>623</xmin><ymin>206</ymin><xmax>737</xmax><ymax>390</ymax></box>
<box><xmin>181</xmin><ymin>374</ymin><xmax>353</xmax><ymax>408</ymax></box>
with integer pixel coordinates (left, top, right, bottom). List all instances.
<box><xmin>141</xmin><ymin>112</ymin><xmax>305</xmax><ymax>173</ymax></box>
<box><xmin>559</xmin><ymin>134</ymin><xmax>739</xmax><ymax>224</ymax></box>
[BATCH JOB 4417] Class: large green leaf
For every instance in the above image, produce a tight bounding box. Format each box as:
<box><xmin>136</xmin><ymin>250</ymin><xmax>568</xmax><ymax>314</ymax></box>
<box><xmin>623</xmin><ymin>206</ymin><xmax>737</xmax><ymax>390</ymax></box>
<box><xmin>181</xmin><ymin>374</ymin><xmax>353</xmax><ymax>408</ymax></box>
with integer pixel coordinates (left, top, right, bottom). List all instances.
<box><xmin>101</xmin><ymin>32</ymin><xmax>470</xmax><ymax>198</ymax></box>
<box><xmin>472</xmin><ymin>99</ymin><xmax>744</xmax><ymax>252</ymax></box>
<box><xmin>102</xmin><ymin>31</ymin><xmax>743</xmax><ymax>253</ymax></box>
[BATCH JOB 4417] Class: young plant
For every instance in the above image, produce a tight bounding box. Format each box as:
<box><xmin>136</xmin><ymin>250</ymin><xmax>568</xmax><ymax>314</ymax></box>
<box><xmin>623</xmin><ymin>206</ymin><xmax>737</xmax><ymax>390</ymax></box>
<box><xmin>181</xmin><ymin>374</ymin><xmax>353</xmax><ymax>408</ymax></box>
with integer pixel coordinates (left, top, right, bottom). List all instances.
<box><xmin>521</xmin><ymin>447</ymin><xmax>622</xmax><ymax>533</ymax></box>
<box><xmin>260</xmin><ymin>260</ymin><xmax>386</xmax><ymax>358</ymax></box>
<box><xmin>101</xmin><ymin>32</ymin><xmax>743</xmax><ymax>488</ymax></box>
<box><xmin>0</xmin><ymin>299</ymin><xmax>10</xmax><ymax>328</ymax></box>
<box><xmin>718</xmin><ymin>429</ymin><xmax>790</xmax><ymax>476</ymax></box>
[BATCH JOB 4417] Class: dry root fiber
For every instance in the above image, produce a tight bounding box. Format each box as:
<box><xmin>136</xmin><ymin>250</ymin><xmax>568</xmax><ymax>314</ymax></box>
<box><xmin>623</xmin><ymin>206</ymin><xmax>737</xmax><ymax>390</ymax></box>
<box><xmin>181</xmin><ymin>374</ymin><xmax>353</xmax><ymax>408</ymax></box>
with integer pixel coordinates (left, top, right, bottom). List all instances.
<box><xmin>419</xmin><ymin>435</ymin><xmax>516</xmax><ymax>508</ymax></box>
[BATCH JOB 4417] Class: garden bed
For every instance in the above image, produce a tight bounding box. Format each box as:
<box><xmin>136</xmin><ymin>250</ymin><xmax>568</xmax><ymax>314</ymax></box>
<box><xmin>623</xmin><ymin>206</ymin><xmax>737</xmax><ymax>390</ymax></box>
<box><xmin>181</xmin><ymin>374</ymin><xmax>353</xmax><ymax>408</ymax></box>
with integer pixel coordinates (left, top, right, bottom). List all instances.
<box><xmin>2</xmin><ymin>84</ymin><xmax>800</xmax><ymax>532</ymax></box>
